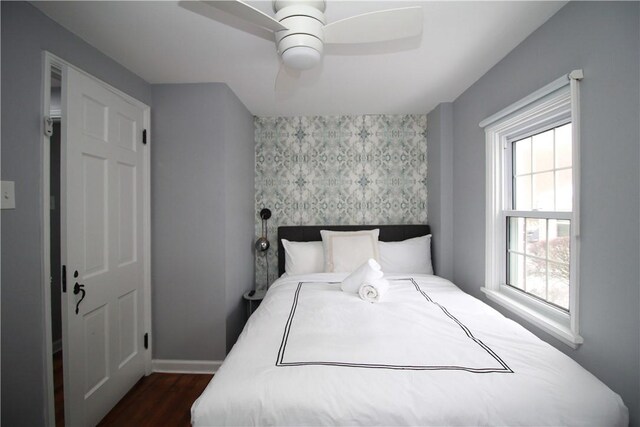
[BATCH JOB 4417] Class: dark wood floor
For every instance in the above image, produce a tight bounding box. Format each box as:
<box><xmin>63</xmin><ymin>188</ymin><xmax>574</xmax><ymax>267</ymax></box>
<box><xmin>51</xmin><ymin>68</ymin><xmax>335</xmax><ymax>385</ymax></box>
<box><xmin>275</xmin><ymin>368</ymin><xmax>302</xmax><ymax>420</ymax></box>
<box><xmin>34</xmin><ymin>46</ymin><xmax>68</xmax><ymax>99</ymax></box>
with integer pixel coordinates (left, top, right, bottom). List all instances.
<box><xmin>53</xmin><ymin>350</ymin><xmax>212</xmax><ymax>426</ymax></box>
<box><xmin>98</xmin><ymin>373</ymin><xmax>213</xmax><ymax>426</ymax></box>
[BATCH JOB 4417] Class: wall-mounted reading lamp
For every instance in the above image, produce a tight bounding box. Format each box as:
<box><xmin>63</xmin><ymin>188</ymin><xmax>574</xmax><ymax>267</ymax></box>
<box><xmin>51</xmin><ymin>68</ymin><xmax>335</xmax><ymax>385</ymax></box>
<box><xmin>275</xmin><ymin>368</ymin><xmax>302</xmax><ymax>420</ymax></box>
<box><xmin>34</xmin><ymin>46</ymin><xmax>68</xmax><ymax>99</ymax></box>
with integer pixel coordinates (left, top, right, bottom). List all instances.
<box><xmin>255</xmin><ymin>208</ymin><xmax>272</xmax><ymax>287</ymax></box>
<box><xmin>255</xmin><ymin>208</ymin><xmax>271</xmax><ymax>252</ymax></box>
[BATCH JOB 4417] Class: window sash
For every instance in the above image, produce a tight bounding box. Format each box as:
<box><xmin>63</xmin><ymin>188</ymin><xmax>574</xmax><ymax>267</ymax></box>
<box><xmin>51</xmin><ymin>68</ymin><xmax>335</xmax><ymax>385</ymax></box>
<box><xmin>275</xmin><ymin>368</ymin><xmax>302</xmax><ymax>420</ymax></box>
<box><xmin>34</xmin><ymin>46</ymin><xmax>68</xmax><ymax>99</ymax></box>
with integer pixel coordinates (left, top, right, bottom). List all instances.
<box><xmin>505</xmin><ymin>119</ymin><xmax>572</xmax><ymax>213</ymax></box>
<box><xmin>504</xmin><ymin>213</ymin><xmax>571</xmax><ymax>311</ymax></box>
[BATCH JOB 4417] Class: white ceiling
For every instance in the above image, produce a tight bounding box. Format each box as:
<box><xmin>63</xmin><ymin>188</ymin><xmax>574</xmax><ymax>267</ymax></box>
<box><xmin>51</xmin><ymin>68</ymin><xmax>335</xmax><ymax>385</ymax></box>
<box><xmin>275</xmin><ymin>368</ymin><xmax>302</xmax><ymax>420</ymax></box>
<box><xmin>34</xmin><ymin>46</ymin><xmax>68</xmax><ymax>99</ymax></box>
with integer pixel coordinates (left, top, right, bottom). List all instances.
<box><xmin>32</xmin><ymin>1</ymin><xmax>566</xmax><ymax>117</ymax></box>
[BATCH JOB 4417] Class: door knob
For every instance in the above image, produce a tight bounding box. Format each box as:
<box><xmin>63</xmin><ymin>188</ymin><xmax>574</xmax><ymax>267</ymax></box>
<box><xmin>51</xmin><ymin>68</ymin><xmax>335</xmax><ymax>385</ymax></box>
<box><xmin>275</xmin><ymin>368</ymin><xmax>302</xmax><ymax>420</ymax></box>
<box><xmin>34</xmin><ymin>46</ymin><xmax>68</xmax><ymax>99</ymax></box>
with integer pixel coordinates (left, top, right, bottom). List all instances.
<box><xmin>73</xmin><ymin>282</ymin><xmax>86</xmax><ymax>314</ymax></box>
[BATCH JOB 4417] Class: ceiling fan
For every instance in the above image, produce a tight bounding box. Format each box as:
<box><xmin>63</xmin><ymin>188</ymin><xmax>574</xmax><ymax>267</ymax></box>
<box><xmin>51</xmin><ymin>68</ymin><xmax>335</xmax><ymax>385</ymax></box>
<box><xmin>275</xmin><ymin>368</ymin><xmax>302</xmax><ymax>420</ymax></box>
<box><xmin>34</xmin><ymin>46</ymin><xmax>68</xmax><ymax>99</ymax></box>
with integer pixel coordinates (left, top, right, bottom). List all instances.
<box><xmin>196</xmin><ymin>0</ymin><xmax>423</xmax><ymax>91</ymax></box>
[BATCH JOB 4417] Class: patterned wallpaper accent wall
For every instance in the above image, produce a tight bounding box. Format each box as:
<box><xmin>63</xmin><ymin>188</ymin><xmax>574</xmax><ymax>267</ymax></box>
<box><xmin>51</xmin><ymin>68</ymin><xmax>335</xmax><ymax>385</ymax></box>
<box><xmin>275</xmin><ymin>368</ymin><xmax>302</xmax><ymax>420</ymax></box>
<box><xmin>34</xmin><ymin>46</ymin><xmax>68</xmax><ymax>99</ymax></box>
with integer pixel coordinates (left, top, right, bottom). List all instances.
<box><xmin>255</xmin><ymin>115</ymin><xmax>428</xmax><ymax>289</ymax></box>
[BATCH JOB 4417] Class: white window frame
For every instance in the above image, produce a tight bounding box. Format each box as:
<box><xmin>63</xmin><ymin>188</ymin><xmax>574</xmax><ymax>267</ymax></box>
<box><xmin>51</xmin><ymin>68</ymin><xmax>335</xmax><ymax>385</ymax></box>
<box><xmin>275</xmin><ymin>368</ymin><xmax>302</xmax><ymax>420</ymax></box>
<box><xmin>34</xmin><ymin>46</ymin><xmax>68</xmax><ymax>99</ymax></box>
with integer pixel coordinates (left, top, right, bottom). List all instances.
<box><xmin>480</xmin><ymin>71</ymin><xmax>583</xmax><ymax>348</ymax></box>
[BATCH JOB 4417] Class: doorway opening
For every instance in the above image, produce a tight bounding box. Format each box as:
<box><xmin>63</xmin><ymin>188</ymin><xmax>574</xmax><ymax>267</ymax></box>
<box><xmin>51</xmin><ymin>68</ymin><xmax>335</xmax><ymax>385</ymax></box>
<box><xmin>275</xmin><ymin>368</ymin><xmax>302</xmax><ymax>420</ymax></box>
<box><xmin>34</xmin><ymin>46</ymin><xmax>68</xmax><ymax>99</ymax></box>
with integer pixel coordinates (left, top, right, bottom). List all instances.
<box><xmin>49</xmin><ymin>67</ymin><xmax>64</xmax><ymax>427</ymax></box>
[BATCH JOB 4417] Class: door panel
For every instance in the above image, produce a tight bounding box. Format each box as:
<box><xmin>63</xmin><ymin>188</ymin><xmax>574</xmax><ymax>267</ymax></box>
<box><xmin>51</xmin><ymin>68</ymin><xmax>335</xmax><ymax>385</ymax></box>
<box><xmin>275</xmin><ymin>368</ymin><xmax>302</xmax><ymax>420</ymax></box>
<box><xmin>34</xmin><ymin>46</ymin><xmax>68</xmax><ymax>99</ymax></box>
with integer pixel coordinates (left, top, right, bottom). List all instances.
<box><xmin>117</xmin><ymin>162</ymin><xmax>136</xmax><ymax>266</ymax></box>
<box><xmin>82</xmin><ymin>154</ymin><xmax>108</xmax><ymax>276</ymax></box>
<box><xmin>118</xmin><ymin>290</ymin><xmax>138</xmax><ymax>367</ymax></box>
<box><xmin>81</xmin><ymin>95</ymin><xmax>108</xmax><ymax>142</ymax></box>
<box><xmin>84</xmin><ymin>305</ymin><xmax>109</xmax><ymax>396</ymax></box>
<box><xmin>115</xmin><ymin>112</ymin><xmax>137</xmax><ymax>151</ymax></box>
<box><xmin>62</xmin><ymin>66</ymin><xmax>147</xmax><ymax>426</ymax></box>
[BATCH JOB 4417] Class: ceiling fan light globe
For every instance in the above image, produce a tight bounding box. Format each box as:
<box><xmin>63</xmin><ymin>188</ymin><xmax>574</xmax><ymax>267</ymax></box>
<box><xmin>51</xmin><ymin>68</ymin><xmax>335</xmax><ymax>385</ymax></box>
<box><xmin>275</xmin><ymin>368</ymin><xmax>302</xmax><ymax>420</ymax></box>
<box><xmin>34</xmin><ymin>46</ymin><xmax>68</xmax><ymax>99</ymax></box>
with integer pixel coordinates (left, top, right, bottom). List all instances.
<box><xmin>282</xmin><ymin>46</ymin><xmax>321</xmax><ymax>70</ymax></box>
<box><xmin>273</xmin><ymin>1</ymin><xmax>326</xmax><ymax>13</ymax></box>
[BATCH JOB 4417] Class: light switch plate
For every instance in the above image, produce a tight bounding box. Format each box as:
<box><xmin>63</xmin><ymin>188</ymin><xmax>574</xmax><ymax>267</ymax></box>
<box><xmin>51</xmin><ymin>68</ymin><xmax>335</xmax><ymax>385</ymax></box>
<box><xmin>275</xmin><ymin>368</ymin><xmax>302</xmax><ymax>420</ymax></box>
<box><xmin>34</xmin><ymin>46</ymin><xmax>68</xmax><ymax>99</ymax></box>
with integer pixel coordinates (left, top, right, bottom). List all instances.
<box><xmin>1</xmin><ymin>181</ymin><xmax>16</xmax><ymax>209</ymax></box>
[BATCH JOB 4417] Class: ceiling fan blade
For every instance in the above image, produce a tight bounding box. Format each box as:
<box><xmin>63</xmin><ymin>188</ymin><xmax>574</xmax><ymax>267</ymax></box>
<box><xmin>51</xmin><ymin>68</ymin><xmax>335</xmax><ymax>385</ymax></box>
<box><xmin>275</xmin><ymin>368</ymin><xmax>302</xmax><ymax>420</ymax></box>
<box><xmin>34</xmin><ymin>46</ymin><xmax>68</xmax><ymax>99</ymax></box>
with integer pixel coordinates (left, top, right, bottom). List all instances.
<box><xmin>202</xmin><ymin>1</ymin><xmax>288</xmax><ymax>32</ymax></box>
<box><xmin>323</xmin><ymin>6</ymin><xmax>423</xmax><ymax>45</ymax></box>
<box><xmin>275</xmin><ymin>62</ymin><xmax>301</xmax><ymax>93</ymax></box>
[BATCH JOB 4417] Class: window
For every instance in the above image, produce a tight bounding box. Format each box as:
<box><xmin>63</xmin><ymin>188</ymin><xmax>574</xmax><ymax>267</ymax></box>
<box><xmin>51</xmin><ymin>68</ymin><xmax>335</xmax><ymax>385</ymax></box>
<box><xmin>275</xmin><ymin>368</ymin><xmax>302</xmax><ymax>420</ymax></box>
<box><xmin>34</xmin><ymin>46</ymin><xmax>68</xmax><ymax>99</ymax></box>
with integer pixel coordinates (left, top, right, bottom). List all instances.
<box><xmin>481</xmin><ymin>71</ymin><xmax>583</xmax><ymax>348</ymax></box>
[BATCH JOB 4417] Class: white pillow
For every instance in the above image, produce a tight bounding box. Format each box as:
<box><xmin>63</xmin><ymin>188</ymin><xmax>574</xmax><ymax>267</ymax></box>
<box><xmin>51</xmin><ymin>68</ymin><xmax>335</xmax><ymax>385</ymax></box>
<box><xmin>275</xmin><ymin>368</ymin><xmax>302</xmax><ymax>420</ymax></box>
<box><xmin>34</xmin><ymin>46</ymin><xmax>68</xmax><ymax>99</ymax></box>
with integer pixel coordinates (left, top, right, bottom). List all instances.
<box><xmin>281</xmin><ymin>239</ymin><xmax>325</xmax><ymax>275</ymax></box>
<box><xmin>379</xmin><ymin>234</ymin><xmax>433</xmax><ymax>274</ymax></box>
<box><xmin>320</xmin><ymin>229</ymin><xmax>380</xmax><ymax>273</ymax></box>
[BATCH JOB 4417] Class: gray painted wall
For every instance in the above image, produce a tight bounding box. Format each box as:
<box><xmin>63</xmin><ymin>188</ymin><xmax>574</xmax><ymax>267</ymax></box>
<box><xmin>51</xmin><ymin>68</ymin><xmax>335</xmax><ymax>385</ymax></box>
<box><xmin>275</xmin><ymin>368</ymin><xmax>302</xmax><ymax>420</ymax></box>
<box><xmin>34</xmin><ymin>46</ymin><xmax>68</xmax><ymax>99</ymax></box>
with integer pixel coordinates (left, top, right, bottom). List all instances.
<box><xmin>222</xmin><ymin>90</ymin><xmax>256</xmax><ymax>353</ymax></box>
<box><xmin>426</xmin><ymin>103</ymin><xmax>454</xmax><ymax>280</ymax></box>
<box><xmin>1</xmin><ymin>2</ymin><xmax>152</xmax><ymax>425</ymax></box>
<box><xmin>447</xmin><ymin>2</ymin><xmax>639</xmax><ymax>424</ymax></box>
<box><xmin>151</xmin><ymin>83</ymin><xmax>254</xmax><ymax>360</ymax></box>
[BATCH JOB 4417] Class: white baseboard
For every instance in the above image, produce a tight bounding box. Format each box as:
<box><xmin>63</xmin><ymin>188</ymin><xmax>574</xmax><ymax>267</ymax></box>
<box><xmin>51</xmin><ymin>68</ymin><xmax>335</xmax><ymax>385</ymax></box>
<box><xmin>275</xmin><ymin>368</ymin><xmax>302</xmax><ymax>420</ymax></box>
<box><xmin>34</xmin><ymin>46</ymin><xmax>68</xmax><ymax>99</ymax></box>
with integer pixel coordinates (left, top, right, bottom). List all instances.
<box><xmin>152</xmin><ymin>359</ymin><xmax>222</xmax><ymax>374</ymax></box>
<box><xmin>52</xmin><ymin>339</ymin><xmax>62</xmax><ymax>355</ymax></box>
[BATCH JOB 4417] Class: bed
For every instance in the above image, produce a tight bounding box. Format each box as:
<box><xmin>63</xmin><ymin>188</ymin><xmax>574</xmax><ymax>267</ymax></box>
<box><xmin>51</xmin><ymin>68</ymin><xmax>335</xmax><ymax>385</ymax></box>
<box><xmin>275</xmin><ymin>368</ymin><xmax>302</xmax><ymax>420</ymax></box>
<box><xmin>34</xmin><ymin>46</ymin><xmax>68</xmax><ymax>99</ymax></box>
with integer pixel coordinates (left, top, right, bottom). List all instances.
<box><xmin>191</xmin><ymin>225</ymin><xmax>628</xmax><ymax>426</ymax></box>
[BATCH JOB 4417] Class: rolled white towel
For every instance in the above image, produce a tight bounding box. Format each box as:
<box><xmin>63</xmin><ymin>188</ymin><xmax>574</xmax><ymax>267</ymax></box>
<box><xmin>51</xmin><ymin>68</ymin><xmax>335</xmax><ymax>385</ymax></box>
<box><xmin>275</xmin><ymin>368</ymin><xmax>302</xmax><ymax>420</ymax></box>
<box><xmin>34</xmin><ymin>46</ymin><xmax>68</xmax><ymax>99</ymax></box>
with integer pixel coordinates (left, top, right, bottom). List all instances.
<box><xmin>358</xmin><ymin>278</ymin><xmax>390</xmax><ymax>303</ymax></box>
<box><xmin>341</xmin><ymin>259</ymin><xmax>383</xmax><ymax>293</ymax></box>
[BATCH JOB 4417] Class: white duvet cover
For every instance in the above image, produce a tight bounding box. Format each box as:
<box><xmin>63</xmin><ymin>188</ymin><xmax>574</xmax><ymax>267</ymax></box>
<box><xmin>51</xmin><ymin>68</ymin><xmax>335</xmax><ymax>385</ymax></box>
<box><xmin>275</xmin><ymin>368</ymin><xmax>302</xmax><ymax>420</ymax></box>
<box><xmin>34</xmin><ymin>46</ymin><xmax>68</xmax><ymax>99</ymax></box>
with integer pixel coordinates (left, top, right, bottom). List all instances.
<box><xmin>191</xmin><ymin>273</ymin><xmax>628</xmax><ymax>426</ymax></box>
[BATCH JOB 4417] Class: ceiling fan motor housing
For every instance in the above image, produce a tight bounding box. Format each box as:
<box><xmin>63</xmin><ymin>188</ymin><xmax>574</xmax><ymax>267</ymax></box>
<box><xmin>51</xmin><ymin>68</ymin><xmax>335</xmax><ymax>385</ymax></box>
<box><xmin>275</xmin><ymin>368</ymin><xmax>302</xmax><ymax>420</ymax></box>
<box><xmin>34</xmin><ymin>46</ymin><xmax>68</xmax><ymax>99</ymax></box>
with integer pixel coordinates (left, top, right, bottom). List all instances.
<box><xmin>274</xmin><ymin>3</ymin><xmax>326</xmax><ymax>70</ymax></box>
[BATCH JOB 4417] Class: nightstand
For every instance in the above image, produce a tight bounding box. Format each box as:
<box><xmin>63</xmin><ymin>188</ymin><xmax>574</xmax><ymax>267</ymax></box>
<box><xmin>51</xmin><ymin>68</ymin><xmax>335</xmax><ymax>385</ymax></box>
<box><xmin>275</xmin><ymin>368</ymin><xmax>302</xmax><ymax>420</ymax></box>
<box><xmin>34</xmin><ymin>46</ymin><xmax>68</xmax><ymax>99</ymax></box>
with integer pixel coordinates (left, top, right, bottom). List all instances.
<box><xmin>243</xmin><ymin>289</ymin><xmax>266</xmax><ymax>318</ymax></box>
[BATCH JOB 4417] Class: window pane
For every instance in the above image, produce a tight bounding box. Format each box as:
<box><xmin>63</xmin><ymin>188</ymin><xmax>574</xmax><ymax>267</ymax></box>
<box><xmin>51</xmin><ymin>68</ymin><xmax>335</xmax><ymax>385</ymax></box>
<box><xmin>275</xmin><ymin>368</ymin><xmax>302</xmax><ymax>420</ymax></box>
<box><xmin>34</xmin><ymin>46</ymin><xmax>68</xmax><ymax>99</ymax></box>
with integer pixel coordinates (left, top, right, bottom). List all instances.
<box><xmin>555</xmin><ymin>168</ymin><xmax>572</xmax><ymax>211</ymax></box>
<box><xmin>548</xmin><ymin>220</ymin><xmax>570</xmax><ymax>264</ymax></box>
<box><xmin>526</xmin><ymin>256</ymin><xmax>546</xmax><ymax>299</ymax></box>
<box><xmin>532</xmin><ymin>129</ymin><xmax>554</xmax><ymax>172</ymax></box>
<box><xmin>514</xmin><ymin>176</ymin><xmax>531</xmax><ymax>210</ymax></box>
<box><xmin>532</xmin><ymin>171</ymin><xmax>554</xmax><ymax>210</ymax></box>
<box><xmin>554</xmin><ymin>219</ymin><xmax>571</xmax><ymax>237</ymax></box>
<box><xmin>555</xmin><ymin>123</ymin><xmax>572</xmax><ymax>168</ymax></box>
<box><xmin>548</xmin><ymin>261</ymin><xmax>569</xmax><ymax>310</ymax></box>
<box><xmin>508</xmin><ymin>217</ymin><xmax>525</xmax><ymax>253</ymax></box>
<box><xmin>514</xmin><ymin>137</ymin><xmax>531</xmax><ymax>175</ymax></box>
<box><xmin>526</xmin><ymin>218</ymin><xmax>546</xmax><ymax>258</ymax></box>
<box><xmin>508</xmin><ymin>253</ymin><xmax>525</xmax><ymax>290</ymax></box>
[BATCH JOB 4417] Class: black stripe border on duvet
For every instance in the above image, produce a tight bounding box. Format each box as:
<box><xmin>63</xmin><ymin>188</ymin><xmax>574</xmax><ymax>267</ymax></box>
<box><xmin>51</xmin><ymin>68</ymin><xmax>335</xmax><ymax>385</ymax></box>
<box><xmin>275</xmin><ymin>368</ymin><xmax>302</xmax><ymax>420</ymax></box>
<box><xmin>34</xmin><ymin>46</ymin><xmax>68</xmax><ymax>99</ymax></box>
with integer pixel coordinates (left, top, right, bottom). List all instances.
<box><xmin>276</xmin><ymin>279</ymin><xmax>513</xmax><ymax>374</ymax></box>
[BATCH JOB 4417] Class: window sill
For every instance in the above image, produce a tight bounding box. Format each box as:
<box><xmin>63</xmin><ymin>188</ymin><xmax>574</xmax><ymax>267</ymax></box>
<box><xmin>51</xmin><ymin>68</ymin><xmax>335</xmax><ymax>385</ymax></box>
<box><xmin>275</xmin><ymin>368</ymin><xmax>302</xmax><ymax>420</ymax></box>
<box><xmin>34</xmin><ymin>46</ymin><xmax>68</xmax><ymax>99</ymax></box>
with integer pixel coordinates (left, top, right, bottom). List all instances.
<box><xmin>481</xmin><ymin>287</ymin><xmax>583</xmax><ymax>349</ymax></box>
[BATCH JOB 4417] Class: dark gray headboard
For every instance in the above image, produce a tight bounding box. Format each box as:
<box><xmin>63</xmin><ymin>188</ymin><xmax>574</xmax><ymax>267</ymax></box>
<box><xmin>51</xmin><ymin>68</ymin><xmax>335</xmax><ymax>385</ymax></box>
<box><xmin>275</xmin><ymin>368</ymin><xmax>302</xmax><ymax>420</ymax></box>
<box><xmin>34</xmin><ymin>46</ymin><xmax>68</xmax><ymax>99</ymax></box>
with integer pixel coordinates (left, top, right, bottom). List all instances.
<box><xmin>277</xmin><ymin>224</ymin><xmax>431</xmax><ymax>276</ymax></box>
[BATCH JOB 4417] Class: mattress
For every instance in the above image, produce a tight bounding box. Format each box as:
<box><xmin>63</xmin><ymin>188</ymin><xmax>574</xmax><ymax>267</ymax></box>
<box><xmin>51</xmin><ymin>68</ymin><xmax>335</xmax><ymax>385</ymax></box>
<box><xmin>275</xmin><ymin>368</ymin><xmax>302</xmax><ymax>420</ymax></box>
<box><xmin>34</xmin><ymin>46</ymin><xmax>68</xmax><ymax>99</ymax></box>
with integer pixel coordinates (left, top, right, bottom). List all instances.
<box><xmin>191</xmin><ymin>273</ymin><xmax>628</xmax><ymax>426</ymax></box>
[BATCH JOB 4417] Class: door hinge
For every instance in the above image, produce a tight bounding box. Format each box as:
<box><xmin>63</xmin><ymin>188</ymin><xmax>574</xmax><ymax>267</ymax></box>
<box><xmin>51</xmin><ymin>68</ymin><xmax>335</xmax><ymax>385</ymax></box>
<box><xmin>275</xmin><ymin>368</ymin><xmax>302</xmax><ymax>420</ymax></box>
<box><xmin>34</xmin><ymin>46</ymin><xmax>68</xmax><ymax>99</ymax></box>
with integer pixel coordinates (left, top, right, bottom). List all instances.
<box><xmin>142</xmin><ymin>129</ymin><xmax>147</xmax><ymax>145</ymax></box>
<box><xmin>61</xmin><ymin>265</ymin><xmax>67</xmax><ymax>293</ymax></box>
<box><xmin>144</xmin><ymin>332</ymin><xmax>149</xmax><ymax>349</ymax></box>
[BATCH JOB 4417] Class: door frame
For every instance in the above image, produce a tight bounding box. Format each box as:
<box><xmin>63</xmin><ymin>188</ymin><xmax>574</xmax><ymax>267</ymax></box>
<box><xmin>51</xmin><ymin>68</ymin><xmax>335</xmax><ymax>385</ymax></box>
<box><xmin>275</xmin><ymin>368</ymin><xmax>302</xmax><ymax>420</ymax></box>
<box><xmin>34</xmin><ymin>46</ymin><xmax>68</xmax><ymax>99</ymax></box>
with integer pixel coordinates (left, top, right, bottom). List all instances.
<box><xmin>41</xmin><ymin>51</ymin><xmax>152</xmax><ymax>426</ymax></box>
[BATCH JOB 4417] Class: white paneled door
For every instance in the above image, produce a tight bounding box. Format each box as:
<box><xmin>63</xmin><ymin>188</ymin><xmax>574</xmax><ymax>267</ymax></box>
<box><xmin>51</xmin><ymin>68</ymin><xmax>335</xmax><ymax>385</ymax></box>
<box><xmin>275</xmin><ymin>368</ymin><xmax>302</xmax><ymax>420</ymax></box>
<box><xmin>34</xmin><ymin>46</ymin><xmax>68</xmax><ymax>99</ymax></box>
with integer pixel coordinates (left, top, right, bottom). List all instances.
<box><xmin>62</xmin><ymin>66</ymin><xmax>148</xmax><ymax>426</ymax></box>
